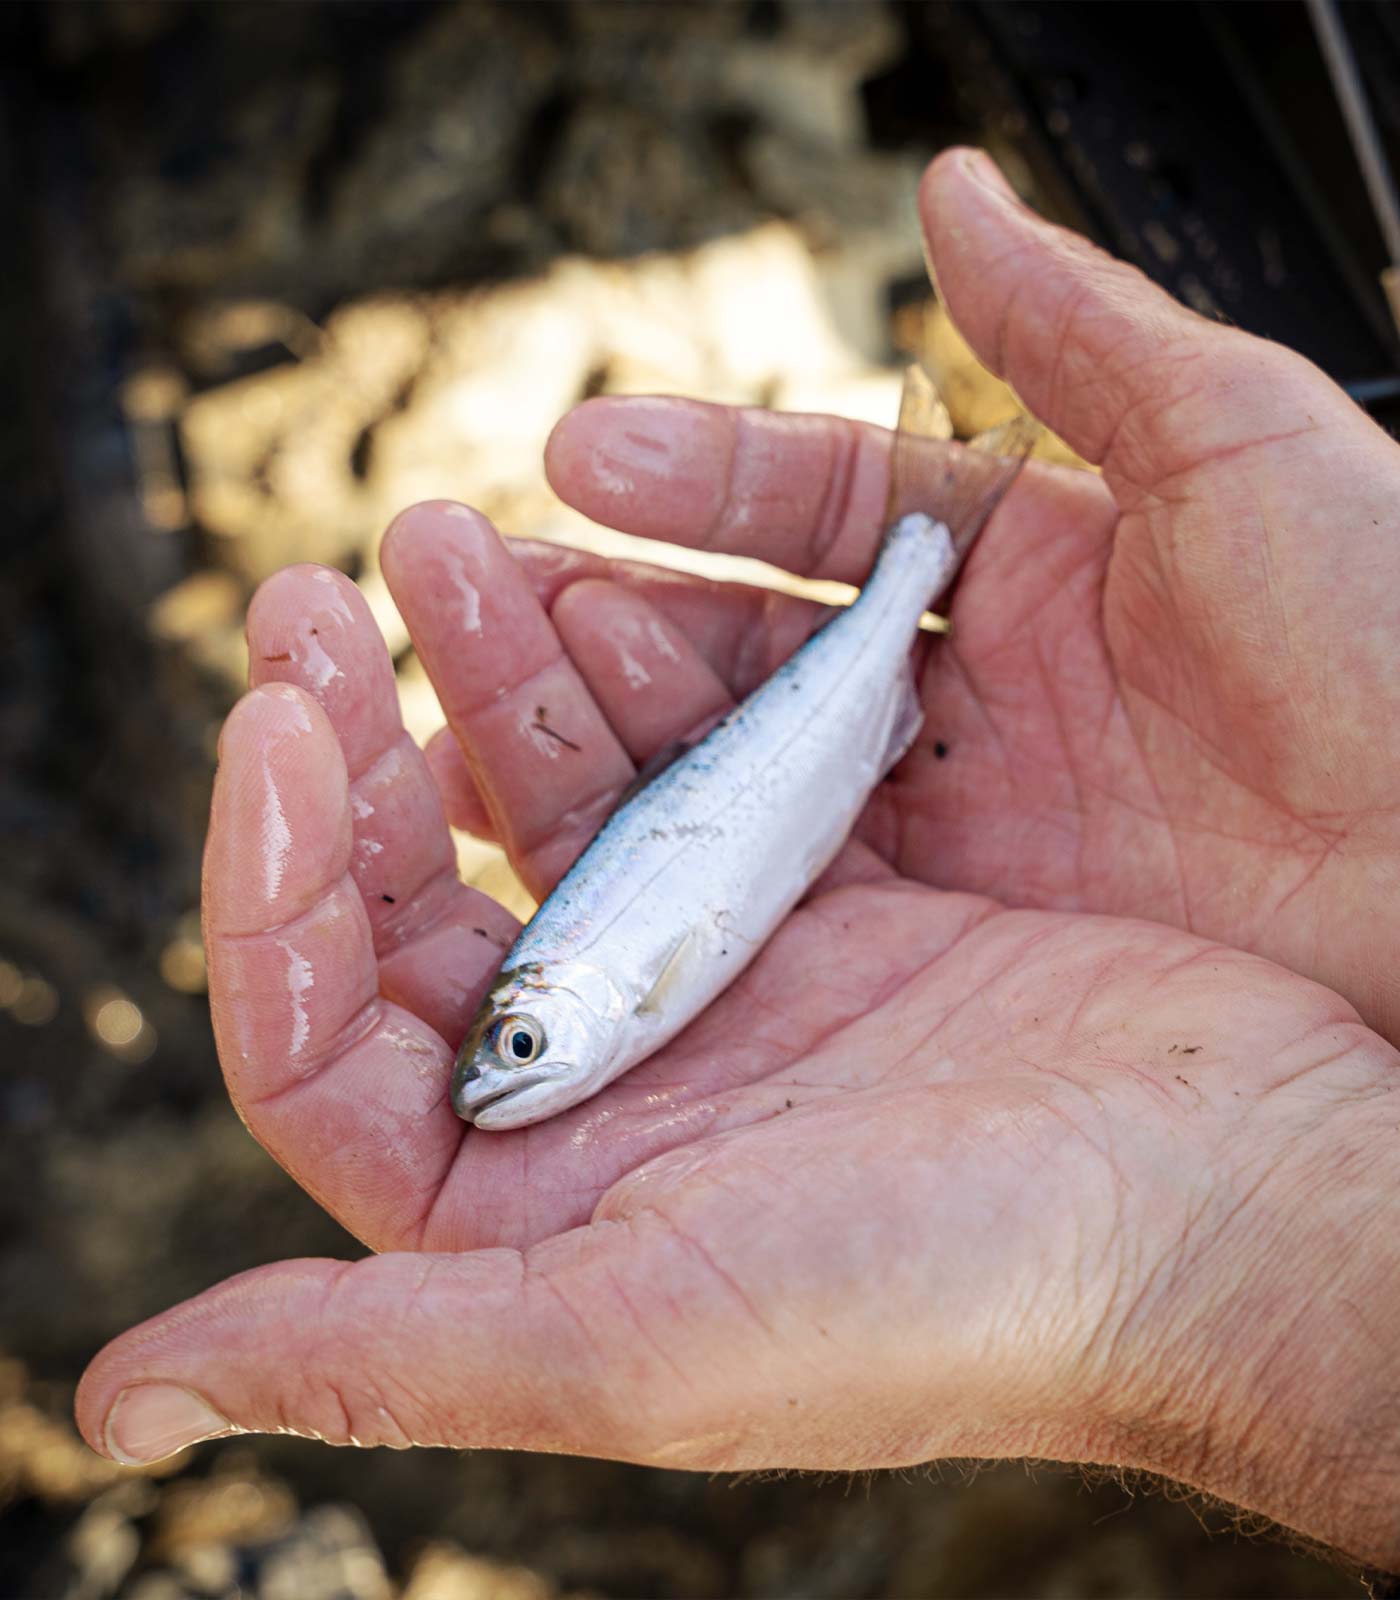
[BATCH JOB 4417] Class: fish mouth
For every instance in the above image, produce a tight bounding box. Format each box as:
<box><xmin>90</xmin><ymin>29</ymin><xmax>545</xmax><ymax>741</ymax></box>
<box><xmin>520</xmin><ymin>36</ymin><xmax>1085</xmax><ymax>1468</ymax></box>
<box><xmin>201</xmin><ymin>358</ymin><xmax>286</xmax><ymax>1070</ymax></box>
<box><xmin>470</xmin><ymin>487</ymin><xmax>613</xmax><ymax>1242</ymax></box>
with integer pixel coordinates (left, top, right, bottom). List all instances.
<box><xmin>454</xmin><ymin>1070</ymin><xmax>564</xmax><ymax>1129</ymax></box>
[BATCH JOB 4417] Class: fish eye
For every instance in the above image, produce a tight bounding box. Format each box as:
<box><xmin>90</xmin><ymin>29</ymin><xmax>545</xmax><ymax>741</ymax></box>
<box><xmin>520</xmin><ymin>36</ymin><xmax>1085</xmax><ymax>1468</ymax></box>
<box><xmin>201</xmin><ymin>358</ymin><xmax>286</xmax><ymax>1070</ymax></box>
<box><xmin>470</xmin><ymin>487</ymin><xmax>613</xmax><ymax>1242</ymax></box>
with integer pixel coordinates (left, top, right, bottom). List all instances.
<box><xmin>492</xmin><ymin>1013</ymin><xmax>544</xmax><ymax>1067</ymax></box>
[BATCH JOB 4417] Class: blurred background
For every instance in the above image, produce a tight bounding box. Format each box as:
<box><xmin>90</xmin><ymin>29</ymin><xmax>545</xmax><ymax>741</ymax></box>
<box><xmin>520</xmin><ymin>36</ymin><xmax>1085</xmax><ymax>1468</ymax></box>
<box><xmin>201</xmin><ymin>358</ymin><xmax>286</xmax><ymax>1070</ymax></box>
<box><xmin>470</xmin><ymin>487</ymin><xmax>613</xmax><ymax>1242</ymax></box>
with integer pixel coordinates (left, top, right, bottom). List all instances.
<box><xmin>4</xmin><ymin>2</ymin><xmax>1400</xmax><ymax>1596</ymax></box>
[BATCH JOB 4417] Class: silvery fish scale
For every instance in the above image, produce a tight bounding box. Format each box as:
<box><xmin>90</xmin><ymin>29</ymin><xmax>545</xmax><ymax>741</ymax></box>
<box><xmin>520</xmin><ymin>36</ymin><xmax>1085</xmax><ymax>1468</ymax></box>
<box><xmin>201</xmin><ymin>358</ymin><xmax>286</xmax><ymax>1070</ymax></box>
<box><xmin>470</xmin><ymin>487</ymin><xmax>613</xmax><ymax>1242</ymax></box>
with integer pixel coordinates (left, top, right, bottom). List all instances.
<box><xmin>453</xmin><ymin>380</ymin><xmax>1035</xmax><ymax>1129</ymax></box>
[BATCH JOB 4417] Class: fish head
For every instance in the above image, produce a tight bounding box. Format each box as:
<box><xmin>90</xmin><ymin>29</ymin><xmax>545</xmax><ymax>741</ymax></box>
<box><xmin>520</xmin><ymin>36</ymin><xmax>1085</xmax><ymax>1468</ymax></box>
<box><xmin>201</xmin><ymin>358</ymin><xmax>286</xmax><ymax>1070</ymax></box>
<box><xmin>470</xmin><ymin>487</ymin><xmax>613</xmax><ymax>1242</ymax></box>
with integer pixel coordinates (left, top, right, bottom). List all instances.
<box><xmin>452</xmin><ymin>959</ymin><xmax>628</xmax><ymax>1129</ymax></box>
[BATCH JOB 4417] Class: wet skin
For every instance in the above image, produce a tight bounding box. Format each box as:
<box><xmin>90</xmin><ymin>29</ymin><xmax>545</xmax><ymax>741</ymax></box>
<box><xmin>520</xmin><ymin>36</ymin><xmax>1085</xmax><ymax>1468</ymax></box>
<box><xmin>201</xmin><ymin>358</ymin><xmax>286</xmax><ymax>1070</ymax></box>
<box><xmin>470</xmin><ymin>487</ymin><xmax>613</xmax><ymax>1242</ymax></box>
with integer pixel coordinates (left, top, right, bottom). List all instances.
<box><xmin>75</xmin><ymin>151</ymin><xmax>1400</xmax><ymax>1570</ymax></box>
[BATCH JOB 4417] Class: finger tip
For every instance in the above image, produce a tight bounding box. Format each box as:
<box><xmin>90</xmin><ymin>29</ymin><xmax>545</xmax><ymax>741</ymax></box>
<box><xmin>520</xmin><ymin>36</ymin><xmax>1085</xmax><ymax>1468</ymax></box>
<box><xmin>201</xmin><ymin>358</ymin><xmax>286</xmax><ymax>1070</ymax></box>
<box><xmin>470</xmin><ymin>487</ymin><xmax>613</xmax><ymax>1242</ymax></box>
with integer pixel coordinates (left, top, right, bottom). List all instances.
<box><xmin>547</xmin><ymin>574</ymin><xmax>670</xmax><ymax>656</ymax></box>
<box><xmin>248</xmin><ymin>559</ymin><xmax>328</xmax><ymax>613</ymax></box>
<box><xmin>545</xmin><ymin>396</ymin><xmax>698</xmax><ymax>513</ymax></box>
<box><xmin>921</xmin><ymin>148</ymin><xmax>1038</xmax><ymax>274</ymax></box>
<box><xmin>214</xmin><ymin>682</ymin><xmax>344</xmax><ymax>824</ymax></box>
<box><xmin>381</xmin><ymin>502</ymin><xmax>504</xmax><ymax>612</ymax></box>
<box><xmin>920</xmin><ymin>144</ymin><xmax>969</xmax><ymax>200</ymax></box>
<box><xmin>919</xmin><ymin>146</ymin><xmax>967</xmax><ymax>228</ymax></box>
<box><xmin>922</xmin><ymin>146</ymin><xmax>1017</xmax><ymax>211</ymax></box>
<box><xmin>545</xmin><ymin>393</ymin><xmax>621</xmax><ymax>448</ymax></box>
<box><xmin>246</xmin><ymin>566</ymin><xmax>403</xmax><ymax>770</ymax></box>
<box><xmin>917</xmin><ymin>150</ymin><xmax>1050</xmax><ymax>378</ymax></box>
<box><xmin>76</xmin><ymin>1353</ymin><xmax>231</xmax><ymax>1466</ymax></box>
<box><xmin>73</xmin><ymin>1356</ymin><xmax>113</xmax><ymax>1459</ymax></box>
<box><xmin>74</xmin><ymin>1343</ymin><xmax>210</xmax><ymax>1467</ymax></box>
<box><xmin>75</xmin><ymin>1261</ymin><xmax>363</xmax><ymax>1463</ymax></box>
<box><xmin>543</xmin><ymin>397</ymin><xmax>616</xmax><ymax>496</ymax></box>
<box><xmin>208</xmin><ymin>685</ymin><xmax>351</xmax><ymax>932</ymax></box>
<box><xmin>423</xmin><ymin>723</ymin><xmax>459</xmax><ymax>763</ymax></box>
<box><xmin>247</xmin><ymin>566</ymin><xmax>367</xmax><ymax>674</ymax></box>
<box><xmin>548</xmin><ymin>575</ymin><xmax>615</xmax><ymax>628</ymax></box>
<box><xmin>383</xmin><ymin>499</ymin><xmax>493</xmax><ymax>564</ymax></box>
<box><xmin>249</xmin><ymin>562</ymin><xmax>358</xmax><ymax>628</ymax></box>
<box><xmin>421</xmin><ymin>724</ymin><xmax>490</xmax><ymax>828</ymax></box>
<box><xmin>224</xmin><ymin>681</ymin><xmax>329</xmax><ymax>748</ymax></box>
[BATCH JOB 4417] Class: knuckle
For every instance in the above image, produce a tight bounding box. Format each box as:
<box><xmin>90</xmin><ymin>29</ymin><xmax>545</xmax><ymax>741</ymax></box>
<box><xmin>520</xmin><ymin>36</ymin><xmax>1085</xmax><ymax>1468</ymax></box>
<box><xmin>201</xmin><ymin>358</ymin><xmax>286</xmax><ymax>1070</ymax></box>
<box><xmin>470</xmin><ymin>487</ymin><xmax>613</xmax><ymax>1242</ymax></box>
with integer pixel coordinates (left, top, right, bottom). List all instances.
<box><xmin>290</xmin><ymin>1369</ymin><xmax>431</xmax><ymax>1449</ymax></box>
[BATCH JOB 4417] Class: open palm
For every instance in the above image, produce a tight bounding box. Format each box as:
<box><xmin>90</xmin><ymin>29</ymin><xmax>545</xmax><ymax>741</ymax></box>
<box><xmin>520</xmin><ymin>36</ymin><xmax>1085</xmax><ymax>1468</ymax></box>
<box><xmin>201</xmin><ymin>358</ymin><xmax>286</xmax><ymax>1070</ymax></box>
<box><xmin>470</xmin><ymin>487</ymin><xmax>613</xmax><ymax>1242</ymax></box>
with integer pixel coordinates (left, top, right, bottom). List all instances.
<box><xmin>518</xmin><ymin>151</ymin><xmax>1400</xmax><ymax>1047</ymax></box>
<box><xmin>172</xmin><ymin>509</ymin><xmax>1389</xmax><ymax>1270</ymax></box>
<box><xmin>80</xmin><ymin>506</ymin><xmax>1396</xmax><ymax>1531</ymax></box>
<box><xmin>75</xmin><ymin>151</ymin><xmax>1400</xmax><ymax>1570</ymax></box>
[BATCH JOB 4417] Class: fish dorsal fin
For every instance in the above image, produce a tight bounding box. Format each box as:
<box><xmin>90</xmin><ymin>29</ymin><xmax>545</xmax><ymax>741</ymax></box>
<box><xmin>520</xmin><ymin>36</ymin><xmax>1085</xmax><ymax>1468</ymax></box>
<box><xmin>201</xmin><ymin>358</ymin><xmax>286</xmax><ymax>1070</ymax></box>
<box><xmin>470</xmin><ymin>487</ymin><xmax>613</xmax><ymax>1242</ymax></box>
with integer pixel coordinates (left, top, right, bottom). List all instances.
<box><xmin>636</xmin><ymin>927</ymin><xmax>702</xmax><ymax>1017</ymax></box>
<box><xmin>885</xmin><ymin>362</ymin><xmax>1041</xmax><ymax>564</ymax></box>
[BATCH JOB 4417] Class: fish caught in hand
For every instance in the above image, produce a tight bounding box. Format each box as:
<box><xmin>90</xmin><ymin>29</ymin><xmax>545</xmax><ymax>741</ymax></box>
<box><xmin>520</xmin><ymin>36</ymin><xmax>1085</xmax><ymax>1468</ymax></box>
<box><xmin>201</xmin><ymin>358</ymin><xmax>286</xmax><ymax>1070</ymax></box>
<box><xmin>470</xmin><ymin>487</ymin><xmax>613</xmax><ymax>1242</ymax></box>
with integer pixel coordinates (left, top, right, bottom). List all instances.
<box><xmin>454</xmin><ymin>368</ymin><xmax>1039</xmax><ymax>1129</ymax></box>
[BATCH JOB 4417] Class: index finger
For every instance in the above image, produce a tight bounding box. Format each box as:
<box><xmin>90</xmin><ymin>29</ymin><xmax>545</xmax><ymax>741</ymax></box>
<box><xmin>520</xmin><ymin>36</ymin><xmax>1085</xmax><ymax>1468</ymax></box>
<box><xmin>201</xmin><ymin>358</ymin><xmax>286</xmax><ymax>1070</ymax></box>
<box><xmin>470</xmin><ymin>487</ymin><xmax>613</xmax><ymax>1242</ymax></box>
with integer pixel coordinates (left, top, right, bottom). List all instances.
<box><xmin>544</xmin><ymin>397</ymin><xmax>893</xmax><ymax>585</ymax></box>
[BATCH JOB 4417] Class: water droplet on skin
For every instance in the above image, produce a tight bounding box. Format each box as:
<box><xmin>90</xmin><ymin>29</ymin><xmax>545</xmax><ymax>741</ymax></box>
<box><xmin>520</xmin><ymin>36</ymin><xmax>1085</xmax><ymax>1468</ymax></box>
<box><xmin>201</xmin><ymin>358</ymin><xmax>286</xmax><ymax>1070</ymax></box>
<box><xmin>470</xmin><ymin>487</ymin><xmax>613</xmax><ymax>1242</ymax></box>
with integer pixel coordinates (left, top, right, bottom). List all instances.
<box><xmin>648</xmin><ymin>1430</ymin><xmax>744</xmax><ymax>1467</ymax></box>
<box><xmin>260</xmin><ymin>766</ymin><xmax>293</xmax><ymax>901</ymax></box>
<box><xmin>380</xmin><ymin>1022</ymin><xmax>443</xmax><ymax>1080</ymax></box>
<box><xmin>645</xmin><ymin>619</ymin><xmax>681</xmax><ymax>664</ymax></box>
<box><xmin>591</xmin><ymin>459</ymin><xmax>636</xmax><ymax>498</ymax></box>
<box><xmin>301</xmin><ymin>631</ymin><xmax>344</xmax><ymax>691</ymax></box>
<box><xmin>445</xmin><ymin>551</ymin><xmax>483</xmax><ymax>634</ymax></box>
<box><xmin>568</xmin><ymin>1104</ymin><xmax>617</xmax><ymax>1149</ymax></box>
<box><xmin>617</xmin><ymin>645</ymin><xmax>652</xmax><ymax>689</ymax></box>
<box><xmin>303</xmin><ymin>573</ymin><xmax>356</xmax><ymax>626</ymax></box>
<box><xmin>262</xmin><ymin>682</ymin><xmax>314</xmax><ymax>730</ymax></box>
<box><xmin>277</xmin><ymin>940</ymin><xmax>315</xmax><ymax>1058</ymax></box>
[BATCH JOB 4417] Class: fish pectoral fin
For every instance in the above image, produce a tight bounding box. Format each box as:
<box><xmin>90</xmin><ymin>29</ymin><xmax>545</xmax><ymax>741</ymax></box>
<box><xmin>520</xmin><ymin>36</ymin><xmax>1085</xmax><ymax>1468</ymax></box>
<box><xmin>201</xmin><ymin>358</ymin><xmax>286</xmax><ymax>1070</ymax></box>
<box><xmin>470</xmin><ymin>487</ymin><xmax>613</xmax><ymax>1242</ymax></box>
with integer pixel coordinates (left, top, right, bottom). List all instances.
<box><xmin>636</xmin><ymin>928</ymin><xmax>703</xmax><ymax>1017</ymax></box>
<box><xmin>880</xmin><ymin>670</ymin><xmax>925</xmax><ymax>778</ymax></box>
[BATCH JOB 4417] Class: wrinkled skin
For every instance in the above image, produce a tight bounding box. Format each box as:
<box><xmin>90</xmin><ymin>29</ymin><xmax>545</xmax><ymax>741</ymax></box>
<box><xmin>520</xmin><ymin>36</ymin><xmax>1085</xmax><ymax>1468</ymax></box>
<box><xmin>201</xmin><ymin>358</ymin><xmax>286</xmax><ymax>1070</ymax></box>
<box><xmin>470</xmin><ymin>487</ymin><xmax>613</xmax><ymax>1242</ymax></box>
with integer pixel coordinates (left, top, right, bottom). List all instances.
<box><xmin>77</xmin><ymin>151</ymin><xmax>1400</xmax><ymax>1568</ymax></box>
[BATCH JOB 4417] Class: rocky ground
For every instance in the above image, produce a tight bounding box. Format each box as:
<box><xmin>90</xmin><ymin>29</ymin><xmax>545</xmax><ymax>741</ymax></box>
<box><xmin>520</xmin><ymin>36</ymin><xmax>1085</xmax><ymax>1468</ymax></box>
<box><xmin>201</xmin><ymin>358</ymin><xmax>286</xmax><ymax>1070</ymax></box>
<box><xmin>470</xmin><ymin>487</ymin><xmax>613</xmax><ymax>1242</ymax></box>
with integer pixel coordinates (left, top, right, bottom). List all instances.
<box><xmin>0</xmin><ymin>2</ymin><xmax>1369</xmax><ymax>1594</ymax></box>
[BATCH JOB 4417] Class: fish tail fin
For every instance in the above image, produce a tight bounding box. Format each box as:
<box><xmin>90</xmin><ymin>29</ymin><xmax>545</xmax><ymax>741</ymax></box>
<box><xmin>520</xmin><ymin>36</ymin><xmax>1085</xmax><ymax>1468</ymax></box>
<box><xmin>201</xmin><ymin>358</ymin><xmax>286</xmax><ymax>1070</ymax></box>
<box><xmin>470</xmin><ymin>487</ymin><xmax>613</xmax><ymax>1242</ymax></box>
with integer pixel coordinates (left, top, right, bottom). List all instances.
<box><xmin>884</xmin><ymin>362</ymin><xmax>1041</xmax><ymax>566</ymax></box>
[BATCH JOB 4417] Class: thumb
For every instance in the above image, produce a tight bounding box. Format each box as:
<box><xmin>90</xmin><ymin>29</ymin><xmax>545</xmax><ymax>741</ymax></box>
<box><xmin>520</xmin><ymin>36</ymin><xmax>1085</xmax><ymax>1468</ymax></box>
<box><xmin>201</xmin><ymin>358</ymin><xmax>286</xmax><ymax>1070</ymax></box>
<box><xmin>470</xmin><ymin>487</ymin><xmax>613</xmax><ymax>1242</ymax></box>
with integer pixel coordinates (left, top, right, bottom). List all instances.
<box><xmin>75</xmin><ymin>1225</ymin><xmax>749</xmax><ymax>1467</ymax></box>
<box><xmin>920</xmin><ymin>148</ymin><xmax>1367</xmax><ymax>494</ymax></box>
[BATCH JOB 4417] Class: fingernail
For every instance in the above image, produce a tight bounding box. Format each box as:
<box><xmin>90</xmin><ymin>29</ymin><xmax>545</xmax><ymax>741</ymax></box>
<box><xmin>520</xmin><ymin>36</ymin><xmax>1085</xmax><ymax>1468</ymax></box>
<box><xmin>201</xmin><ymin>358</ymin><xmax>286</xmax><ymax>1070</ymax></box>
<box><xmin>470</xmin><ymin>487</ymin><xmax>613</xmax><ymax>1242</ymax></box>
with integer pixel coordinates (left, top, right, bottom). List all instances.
<box><xmin>104</xmin><ymin>1383</ymin><xmax>231</xmax><ymax>1464</ymax></box>
<box><xmin>961</xmin><ymin>149</ymin><xmax>1019</xmax><ymax>204</ymax></box>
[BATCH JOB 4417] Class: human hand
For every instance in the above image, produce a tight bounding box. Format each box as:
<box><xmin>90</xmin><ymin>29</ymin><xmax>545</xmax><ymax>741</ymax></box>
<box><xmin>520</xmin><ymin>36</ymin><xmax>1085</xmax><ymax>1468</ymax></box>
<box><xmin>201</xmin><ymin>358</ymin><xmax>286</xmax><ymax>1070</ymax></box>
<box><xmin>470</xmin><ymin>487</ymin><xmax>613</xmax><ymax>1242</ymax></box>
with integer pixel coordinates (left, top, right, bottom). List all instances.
<box><xmin>511</xmin><ymin>147</ymin><xmax>1400</xmax><ymax>1049</ymax></box>
<box><xmin>76</xmin><ymin>502</ymin><xmax>1400</xmax><ymax>1569</ymax></box>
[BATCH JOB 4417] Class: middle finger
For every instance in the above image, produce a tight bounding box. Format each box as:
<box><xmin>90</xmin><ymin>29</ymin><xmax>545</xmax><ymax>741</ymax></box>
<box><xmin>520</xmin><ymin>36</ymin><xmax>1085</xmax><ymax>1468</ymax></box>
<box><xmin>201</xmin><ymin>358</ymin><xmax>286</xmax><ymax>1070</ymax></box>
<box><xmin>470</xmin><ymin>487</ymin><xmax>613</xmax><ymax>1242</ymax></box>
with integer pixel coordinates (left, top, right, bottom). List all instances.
<box><xmin>383</xmin><ymin>502</ymin><xmax>720</xmax><ymax>898</ymax></box>
<box><xmin>382</xmin><ymin>502</ymin><xmax>627</xmax><ymax>898</ymax></box>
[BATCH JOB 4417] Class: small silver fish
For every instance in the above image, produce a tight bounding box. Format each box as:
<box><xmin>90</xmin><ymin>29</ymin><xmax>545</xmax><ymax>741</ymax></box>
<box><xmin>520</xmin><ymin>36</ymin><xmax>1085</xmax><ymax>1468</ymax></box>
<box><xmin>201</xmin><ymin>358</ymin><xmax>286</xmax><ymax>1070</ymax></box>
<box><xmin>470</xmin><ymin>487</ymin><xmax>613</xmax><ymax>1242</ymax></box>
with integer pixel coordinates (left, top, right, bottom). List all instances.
<box><xmin>454</xmin><ymin>369</ymin><xmax>1037</xmax><ymax>1129</ymax></box>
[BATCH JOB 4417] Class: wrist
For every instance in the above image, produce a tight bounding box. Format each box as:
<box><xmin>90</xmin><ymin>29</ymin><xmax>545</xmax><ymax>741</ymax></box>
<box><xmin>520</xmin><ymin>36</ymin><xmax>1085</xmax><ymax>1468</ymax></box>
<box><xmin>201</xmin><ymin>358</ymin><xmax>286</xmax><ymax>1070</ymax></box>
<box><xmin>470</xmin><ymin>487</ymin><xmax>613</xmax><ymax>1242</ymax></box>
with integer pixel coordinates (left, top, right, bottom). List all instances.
<box><xmin>1105</xmin><ymin>1097</ymin><xmax>1400</xmax><ymax>1567</ymax></box>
